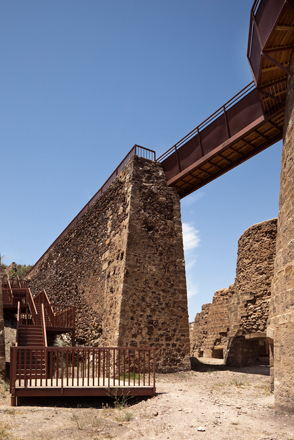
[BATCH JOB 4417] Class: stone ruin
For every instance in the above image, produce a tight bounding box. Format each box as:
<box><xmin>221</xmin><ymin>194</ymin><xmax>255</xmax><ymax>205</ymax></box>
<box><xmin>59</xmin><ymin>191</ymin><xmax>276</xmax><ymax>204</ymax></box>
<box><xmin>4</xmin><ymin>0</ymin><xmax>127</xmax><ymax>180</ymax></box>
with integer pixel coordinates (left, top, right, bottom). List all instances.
<box><xmin>191</xmin><ymin>218</ymin><xmax>277</xmax><ymax>367</ymax></box>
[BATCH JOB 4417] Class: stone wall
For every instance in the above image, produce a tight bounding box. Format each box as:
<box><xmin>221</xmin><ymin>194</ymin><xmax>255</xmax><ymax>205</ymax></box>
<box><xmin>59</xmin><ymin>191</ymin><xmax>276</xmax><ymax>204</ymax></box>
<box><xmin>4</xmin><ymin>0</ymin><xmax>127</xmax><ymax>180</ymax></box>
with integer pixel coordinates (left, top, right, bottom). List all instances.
<box><xmin>191</xmin><ymin>289</ymin><xmax>231</xmax><ymax>359</ymax></box>
<box><xmin>191</xmin><ymin>219</ymin><xmax>277</xmax><ymax>366</ymax></box>
<box><xmin>27</xmin><ymin>156</ymin><xmax>190</xmax><ymax>372</ymax></box>
<box><xmin>190</xmin><ymin>303</ymin><xmax>210</xmax><ymax>357</ymax></box>
<box><xmin>268</xmin><ymin>55</ymin><xmax>294</xmax><ymax>413</ymax></box>
<box><xmin>226</xmin><ymin>219</ymin><xmax>277</xmax><ymax>366</ymax></box>
<box><xmin>0</xmin><ymin>281</ymin><xmax>5</xmax><ymax>380</ymax></box>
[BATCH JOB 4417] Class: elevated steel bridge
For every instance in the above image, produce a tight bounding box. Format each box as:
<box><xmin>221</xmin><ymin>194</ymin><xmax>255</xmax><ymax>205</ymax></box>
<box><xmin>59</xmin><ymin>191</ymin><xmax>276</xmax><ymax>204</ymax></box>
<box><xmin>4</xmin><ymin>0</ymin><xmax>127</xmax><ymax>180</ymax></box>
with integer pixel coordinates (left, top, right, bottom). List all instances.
<box><xmin>157</xmin><ymin>0</ymin><xmax>294</xmax><ymax>198</ymax></box>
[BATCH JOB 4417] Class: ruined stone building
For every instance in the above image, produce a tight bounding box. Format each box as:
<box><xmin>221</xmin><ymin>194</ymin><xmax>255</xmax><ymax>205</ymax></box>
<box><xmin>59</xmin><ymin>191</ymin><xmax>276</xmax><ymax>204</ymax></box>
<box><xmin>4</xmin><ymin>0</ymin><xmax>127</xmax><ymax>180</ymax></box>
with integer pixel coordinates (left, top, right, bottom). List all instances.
<box><xmin>191</xmin><ymin>218</ymin><xmax>277</xmax><ymax>367</ymax></box>
<box><xmin>1</xmin><ymin>0</ymin><xmax>294</xmax><ymax>413</ymax></box>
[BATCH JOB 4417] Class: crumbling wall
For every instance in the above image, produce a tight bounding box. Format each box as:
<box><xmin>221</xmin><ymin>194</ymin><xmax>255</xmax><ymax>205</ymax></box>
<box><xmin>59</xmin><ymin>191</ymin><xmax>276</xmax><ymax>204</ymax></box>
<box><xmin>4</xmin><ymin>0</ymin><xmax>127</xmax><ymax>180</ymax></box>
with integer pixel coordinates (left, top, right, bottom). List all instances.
<box><xmin>190</xmin><ymin>303</ymin><xmax>210</xmax><ymax>357</ymax></box>
<box><xmin>191</xmin><ymin>218</ymin><xmax>277</xmax><ymax>366</ymax></box>
<box><xmin>27</xmin><ymin>156</ymin><xmax>190</xmax><ymax>372</ymax></box>
<box><xmin>191</xmin><ymin>289</ymin><xmax>231</xmax><ymax>359</ymax></box>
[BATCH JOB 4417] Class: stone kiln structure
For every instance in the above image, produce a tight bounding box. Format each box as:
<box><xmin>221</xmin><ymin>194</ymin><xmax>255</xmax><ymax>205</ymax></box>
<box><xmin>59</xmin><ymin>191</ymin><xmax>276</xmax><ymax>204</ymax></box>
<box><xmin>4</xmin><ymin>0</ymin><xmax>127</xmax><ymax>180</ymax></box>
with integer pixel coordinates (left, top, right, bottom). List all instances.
<box><xmin>191</xmin><ymin>219</ymin><xmax>277</xmax><ymax>366</ymax></box>
<box><xmin>27</xmin><ymin>156</ymin><xmax>190</xmax><ymax>373</ymax></box>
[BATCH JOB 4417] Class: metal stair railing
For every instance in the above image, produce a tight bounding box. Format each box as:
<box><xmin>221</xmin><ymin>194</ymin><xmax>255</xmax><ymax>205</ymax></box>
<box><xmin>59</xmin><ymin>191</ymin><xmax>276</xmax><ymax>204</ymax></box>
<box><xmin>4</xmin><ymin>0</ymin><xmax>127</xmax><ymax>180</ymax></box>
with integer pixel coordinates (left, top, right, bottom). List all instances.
<box><xmin>40</xmin><ymin>304</ymin><xmax>48</xmax><ymax>348</ymax></box>
<box><xmin>15</xmin><ymin>302</ymin><xmax>20</xmax><ymax>347</ymax></box>
<box><xmin>34</xmin><ymin>289</ymin><xmax>75</xmax><ymax>329</ymax></box>
<box><xmin>34</xmin><ymin>290</ymin><xmax>55</xmax><ymax>326</ymax></box>
<box><xmin>25</xmin><ymin>288</ymin><xmax>38</xmax><ymax>326</ymax></box>
<box><xmin>2</xmin><ymin>277</ymin><xmax>13</xmax><ymax>305</ymax></box>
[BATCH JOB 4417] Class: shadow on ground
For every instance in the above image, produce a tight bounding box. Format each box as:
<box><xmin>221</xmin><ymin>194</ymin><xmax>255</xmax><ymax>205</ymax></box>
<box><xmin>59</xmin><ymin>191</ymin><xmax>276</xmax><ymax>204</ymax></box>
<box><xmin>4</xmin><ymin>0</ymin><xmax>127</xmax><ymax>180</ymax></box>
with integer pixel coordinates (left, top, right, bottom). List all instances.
<box><xmin>190</xmin><ymin>357</ymin><xmax>270</xmax><ymax>376</ymax></box>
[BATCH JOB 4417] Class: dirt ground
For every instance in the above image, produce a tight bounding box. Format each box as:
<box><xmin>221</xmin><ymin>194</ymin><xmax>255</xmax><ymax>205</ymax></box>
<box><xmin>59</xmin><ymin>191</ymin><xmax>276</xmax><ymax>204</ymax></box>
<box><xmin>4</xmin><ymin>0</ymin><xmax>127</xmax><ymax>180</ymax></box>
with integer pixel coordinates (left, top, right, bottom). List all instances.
<box><xmin>1</xmin><ymin>360</ymin><xmax>294</xmax><ymax>440</ymax></box>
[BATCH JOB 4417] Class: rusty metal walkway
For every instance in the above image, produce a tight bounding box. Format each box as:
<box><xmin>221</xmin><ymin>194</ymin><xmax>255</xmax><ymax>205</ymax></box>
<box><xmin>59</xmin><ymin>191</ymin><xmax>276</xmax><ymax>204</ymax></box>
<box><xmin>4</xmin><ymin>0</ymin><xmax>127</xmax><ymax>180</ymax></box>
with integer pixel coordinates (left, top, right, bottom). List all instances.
<box><xmin>157</xmin><ymin>0</ymin><xmax>294</xmax><ymax>198</ymax></box>
<box><xmin>10</xmin><ymin>346</ymin><xmax>156</xmax><ymax>405</ymax></box>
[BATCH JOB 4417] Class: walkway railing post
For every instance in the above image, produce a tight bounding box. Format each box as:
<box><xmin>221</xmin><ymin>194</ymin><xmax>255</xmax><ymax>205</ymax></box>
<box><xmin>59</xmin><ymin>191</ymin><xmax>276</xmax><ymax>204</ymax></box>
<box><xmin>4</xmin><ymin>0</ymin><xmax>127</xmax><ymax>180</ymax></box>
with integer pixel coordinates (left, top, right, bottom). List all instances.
<box><xmin>10</xmin><ymin>347</ymin><xmax>16</xmax><ymax>406</ymax></box>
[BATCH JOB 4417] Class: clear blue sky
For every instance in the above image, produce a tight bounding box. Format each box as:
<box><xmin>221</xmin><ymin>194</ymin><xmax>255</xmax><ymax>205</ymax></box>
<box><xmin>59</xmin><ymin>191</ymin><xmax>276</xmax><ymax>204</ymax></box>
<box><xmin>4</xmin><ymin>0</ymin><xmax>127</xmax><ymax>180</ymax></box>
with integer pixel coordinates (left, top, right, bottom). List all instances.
<box><xmin>0</xmin><ymin>1</ymin><xmax>282</xmax><ymax>321</ymax></box>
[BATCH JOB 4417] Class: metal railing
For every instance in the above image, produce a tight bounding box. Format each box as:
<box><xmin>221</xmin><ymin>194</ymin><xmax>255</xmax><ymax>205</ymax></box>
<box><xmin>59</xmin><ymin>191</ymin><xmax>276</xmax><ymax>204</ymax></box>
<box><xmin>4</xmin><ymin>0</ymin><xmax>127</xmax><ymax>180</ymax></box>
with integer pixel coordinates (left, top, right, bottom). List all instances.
<box><xmin>25</xmin><ymin>288</ymin><xmax>38</xmax><ymax>325</ymax></box>
<box><xmin>26</xmin><ymin>145</ymin><xmax>156</xmax><ymax>276</ymax></box>
<box><xmin>41</xmin><ymin>304</ymin><xmax>48</xmax><ymax>347</ymax></box>
<box><xmin>2</xmin><ymin>277</ymin><xmax>28</xmax><ymax>306</ymax></box>
<box><xmin>15</xmin><ymin>302</ymin><xmax>20</xmax><ymax>347</ymax></box>
<box><xmin>2</xmin><ymin>278</ymin><xmax>13</xmax><ymax>305</ymax></box>
<box><xmin>157</xmin><ymin>82</ymin><xmax>256</xmax><ymax>163</ymax></box>
<box><xmin>34</xmin><ymin>289</ymin><xmax>75</xmax><ymax>329</ymax></box>
<box><xmin>10</xmin><ymin>346</ymin><xmax>156</xmax><ymax>391</ymax></box>
<box><xmin>34</xmin><ymin>290</ymin><xmax>55</xmax><ymax>326</ymax></box>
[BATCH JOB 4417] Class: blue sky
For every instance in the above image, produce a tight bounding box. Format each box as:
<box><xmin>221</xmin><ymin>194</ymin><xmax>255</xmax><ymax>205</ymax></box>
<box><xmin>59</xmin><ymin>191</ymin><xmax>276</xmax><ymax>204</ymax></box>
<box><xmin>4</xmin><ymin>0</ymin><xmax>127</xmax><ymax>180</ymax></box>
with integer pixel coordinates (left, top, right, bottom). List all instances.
<box><xmin>0</xmin><ymin>1</ymin><xmax>282</xmax><ymax>321</ymax></box>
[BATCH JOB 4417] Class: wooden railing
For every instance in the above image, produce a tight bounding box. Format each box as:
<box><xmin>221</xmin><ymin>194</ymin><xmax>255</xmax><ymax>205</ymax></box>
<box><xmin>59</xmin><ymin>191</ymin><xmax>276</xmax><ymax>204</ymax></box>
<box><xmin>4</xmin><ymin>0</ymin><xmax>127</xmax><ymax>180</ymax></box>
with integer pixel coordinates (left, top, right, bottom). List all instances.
<box><xmin>10</xmin><ymin>346</ymin><xmax>156</xmax><ymax>391</ymax></box>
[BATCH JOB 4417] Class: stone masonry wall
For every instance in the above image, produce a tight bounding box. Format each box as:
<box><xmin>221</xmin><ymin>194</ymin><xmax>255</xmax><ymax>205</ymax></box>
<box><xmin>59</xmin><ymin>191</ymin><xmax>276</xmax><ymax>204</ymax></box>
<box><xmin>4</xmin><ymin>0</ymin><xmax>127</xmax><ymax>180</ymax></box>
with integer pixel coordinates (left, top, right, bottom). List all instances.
<box><xmin>190</xmin><ymin>303</ymin><xmax>210</xmax><ymax>357</ymax></box>
<box><xmin>191</xmin><ymin>289</ymin><xmax>231</xmax><ymax>359</ymax></box>
<box><xmin>228</xmin><ymin>219</ymin><xmax>277</xmax><ymax>333</ymax></box>
<box><xmin>116</xmin><ymin>158</ymin><xmax>190</xmax><ymax>371</ymax></box>
<box><xmin>0</xmin><ymin>281</ymin><xmax>5</xmax><ymax>379</ymax></box>
<box><xmin>268</xmin><ymin>55</ymin><xmax>294</xmax><ymax>413</ymax></box>
<box><xmin>27</xmin><ymin>162</ymin><xmax>131</xmax><ymax>346</ymax></box>
<box><xmin>226</xmin><ymin>219</ymin><xmax>277</xmax><ymax>366</ymax></box>
<box><xmin>191</xmin><ymin>219</ymin><xmax>277</xmax><ymax>366</ymax></box>
<box><xmin>27</xmin><ymin>156</ymin><xmax>190</xmax><ymax>372</ymax></box>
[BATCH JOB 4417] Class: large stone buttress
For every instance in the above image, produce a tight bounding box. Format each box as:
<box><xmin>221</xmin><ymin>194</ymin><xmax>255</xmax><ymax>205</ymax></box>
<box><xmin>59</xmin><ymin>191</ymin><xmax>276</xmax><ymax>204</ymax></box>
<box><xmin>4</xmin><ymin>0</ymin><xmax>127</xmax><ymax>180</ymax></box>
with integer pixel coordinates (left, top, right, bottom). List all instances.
<box><xmin>27</xmin><ymin>156</ymin><xmax>190</xmax><ymax>372</ymax></box>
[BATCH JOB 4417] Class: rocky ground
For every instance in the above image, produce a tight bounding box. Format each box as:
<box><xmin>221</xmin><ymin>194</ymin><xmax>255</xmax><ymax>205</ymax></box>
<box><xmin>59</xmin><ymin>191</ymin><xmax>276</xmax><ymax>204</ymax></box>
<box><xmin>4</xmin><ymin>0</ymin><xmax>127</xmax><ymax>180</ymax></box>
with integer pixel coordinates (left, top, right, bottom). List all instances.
<box><xmin>0</xmin><ymin>359</ymin><xmax>294</xmax><ymax>440</ymax></box>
